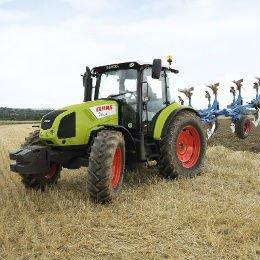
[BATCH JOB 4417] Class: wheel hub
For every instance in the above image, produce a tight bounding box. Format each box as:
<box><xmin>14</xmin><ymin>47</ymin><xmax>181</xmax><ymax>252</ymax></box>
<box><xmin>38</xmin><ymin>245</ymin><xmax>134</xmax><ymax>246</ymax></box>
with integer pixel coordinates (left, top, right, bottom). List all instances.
<box><xmin>44</xmin><ymin>164</ymin><xmax>58</xmax><ymax>179</ymax></box>
<box><xmin>176</xmin><ymin>125</ymin><xmax>201</xmax><ymax>168</ymax></box>
<box><xmin>112</xmin><ymin>147</ymin><xmax>122</xmax><ymax>189</ymax></box>
<box><xmin>244</xmin><ymin>119</ymin><xmax>251</xmax><ymax>135</ymax></box>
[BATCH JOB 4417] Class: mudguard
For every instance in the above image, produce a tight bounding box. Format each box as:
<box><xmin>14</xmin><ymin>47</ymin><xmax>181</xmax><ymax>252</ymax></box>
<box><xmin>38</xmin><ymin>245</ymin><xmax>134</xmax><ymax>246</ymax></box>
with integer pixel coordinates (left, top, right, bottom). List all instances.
<box><xmin>153</xmin><ymin>103</ymin><xmax>200</xmax><ymax>140</ymax></box>
<box><xmin>98</xmin><ymin>124</ymin><xmax>136</xmax><ymax>152</ymax></box>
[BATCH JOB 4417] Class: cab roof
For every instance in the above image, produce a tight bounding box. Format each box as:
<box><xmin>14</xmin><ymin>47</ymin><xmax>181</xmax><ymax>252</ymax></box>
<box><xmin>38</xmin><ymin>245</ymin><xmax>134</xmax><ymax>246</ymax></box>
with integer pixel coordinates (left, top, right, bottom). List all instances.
<box><xmin>92</xmin><ymin>61</ymin><xmax>170</xmax><ymax>74</ymax></box>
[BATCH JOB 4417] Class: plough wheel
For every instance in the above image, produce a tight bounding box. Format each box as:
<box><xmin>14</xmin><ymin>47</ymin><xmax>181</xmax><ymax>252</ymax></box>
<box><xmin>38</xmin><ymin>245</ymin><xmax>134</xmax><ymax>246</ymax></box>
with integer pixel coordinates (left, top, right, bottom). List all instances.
<box><xmin>235</xmin><ymin>116</ymin><xmax>252</xmax><ymax>139</ymax></box>
<box><xmin>158</xmin><ymin>111</ymin><xmax>207</xmax><ymax>179</ymax></box>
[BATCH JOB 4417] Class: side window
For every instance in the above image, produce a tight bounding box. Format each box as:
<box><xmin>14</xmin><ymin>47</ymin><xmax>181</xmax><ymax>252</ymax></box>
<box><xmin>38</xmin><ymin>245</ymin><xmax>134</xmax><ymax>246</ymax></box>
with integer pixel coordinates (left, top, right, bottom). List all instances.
<box><xmin>142</xmin><ymin>68</ymin><xmax>166</xmax><ymax>121</ymax></box>
<box><xmin>143</xmin><ymin>69</ymin><xmax>164</xmax><ymax>100</ymax></box>
<box><xmin>142</xmin><ymin>68</ymin><xmax>165</xmax><ymax>113</ymax></box>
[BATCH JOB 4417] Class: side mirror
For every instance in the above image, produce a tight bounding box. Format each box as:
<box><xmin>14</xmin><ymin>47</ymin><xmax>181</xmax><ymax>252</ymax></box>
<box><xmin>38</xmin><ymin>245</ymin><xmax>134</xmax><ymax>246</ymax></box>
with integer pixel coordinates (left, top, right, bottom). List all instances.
<box><xmin>152</xmin><ymin>59</ymin><xmax>162</xmax><ymax>79</ymax></box>
<box><xmin>82</xmin><ymin>66</ymin><xmax>93</xmax><ymax>102</ymax></box>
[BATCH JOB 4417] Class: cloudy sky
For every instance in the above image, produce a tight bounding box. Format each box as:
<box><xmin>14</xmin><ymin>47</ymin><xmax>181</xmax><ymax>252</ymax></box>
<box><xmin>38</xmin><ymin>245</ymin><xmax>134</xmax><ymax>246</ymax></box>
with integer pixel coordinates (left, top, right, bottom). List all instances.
<box><xmin>0</xmin><ymin>0</ymin><xmax>259</xmax><ymax>109</ymax></box>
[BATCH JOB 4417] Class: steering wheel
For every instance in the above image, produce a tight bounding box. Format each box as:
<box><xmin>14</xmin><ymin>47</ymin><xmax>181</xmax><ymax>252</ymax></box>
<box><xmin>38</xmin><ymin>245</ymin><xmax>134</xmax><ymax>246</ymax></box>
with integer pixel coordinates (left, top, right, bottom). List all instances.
<box><xmin>124</xmin><ymin>91</ymin><xmax>137</xmax><ymax>106</ymax></box>
<box><xmin>126</xmin><ymin>91</ymin><xmax>137</xmax><ymax>99</ymax></box>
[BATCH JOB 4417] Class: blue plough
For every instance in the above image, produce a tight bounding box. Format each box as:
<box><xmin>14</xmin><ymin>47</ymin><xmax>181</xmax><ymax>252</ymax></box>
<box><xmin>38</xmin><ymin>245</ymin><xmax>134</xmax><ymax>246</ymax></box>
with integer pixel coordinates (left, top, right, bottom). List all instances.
<box><xmin>178</xmin><ymin>77</ymin><xmax>260</xmax><ymax>139</ymax></box>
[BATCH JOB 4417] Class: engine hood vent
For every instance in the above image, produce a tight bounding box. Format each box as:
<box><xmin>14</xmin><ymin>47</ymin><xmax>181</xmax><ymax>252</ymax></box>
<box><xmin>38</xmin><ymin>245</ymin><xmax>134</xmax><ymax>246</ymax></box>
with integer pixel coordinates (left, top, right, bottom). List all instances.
<box><xmin>41</xmin><ymin>110</ymin><xmax>65</xmax><ymax>130</ymax></box>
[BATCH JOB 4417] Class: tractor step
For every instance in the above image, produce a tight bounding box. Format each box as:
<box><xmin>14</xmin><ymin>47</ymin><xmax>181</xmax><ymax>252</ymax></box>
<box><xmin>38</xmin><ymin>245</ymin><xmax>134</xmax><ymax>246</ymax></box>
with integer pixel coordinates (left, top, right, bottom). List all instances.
<box><xmin>145</xmin><ymin>142</ymin><xmax>160</xmax><ymax>159</ymax></box>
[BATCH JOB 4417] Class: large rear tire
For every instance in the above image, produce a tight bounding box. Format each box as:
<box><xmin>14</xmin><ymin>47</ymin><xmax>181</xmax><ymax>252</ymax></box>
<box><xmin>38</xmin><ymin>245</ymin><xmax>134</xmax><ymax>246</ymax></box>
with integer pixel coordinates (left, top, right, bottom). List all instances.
<box><xmin>235</xmin><ymin>116</ymin><xmax>252</xmax><ymax>139</ymax></box>
<box><xmin>87</xmin><ymin>130</ymin><xmax>125</xmax><ymax>203</ymax></box>
<box><xmin>158</xmin><ymin>111</ymin><xmax>207</xmax><ymax>179</ymax></box>
<box><xmin>20</xmin><ymin>130</ymin><xmax>61</xmax><ymax>191</ymax></box>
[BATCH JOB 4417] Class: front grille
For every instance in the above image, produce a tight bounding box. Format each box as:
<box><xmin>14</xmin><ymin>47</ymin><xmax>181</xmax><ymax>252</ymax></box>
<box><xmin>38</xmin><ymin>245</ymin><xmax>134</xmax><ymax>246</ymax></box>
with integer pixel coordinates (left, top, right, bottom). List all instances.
<box><xmin>41</xmin><ymin>110</ymin><xmax>65</xmax><ymax>130</ymax></box>
<box><xmin>57</xmin><ymin>112</ymin><xmax>76</xmax><ymax>139</ymax></box>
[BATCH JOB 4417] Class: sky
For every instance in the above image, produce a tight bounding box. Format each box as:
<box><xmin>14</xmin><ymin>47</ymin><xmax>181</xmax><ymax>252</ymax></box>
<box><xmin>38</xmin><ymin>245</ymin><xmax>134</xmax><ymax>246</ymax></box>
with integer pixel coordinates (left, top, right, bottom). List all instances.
<box><xmin>0</xmin><ymin>0</ymin><xmax>259</xmax><ymax>109</ymax></box>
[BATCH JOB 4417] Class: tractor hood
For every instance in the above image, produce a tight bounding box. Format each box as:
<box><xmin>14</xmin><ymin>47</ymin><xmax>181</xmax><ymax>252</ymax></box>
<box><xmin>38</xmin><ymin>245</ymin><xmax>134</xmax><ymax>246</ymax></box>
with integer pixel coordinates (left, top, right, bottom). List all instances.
<box><xmin>39</xmin><ymin>100</ymin><xmax>118</xmax><ymax>146</ymax></box>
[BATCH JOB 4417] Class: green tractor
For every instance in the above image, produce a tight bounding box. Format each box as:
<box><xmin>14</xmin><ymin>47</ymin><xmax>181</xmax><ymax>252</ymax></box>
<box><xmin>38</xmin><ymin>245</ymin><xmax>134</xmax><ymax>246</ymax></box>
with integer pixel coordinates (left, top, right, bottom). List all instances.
<box><xmin>9</xmin><ymin>58</ymin><xmax>207</xmax><ymax>202</ymax></box>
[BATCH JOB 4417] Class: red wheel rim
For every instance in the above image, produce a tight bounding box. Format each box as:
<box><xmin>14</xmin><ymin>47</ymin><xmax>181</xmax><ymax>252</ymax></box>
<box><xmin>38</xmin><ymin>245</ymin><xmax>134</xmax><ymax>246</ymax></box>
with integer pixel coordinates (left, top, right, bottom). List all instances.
<box><xmin>112</xmin><ymin>147</ymin><xmax>122</xmax><ymax>189</ymax></box>
<box><xmin>176</xmin><ymin>125</ymin><xmax>201</xmax><ymax>169</ymax></box>
<box><xmin>44</xmin><ymin>164</ymin><xmax>58</xmax><ymax>179</ymax></box>
<box><xmin>244</xmin><ymin>119</ymin><xmax>251</xmax><ymax>135</ymax></box>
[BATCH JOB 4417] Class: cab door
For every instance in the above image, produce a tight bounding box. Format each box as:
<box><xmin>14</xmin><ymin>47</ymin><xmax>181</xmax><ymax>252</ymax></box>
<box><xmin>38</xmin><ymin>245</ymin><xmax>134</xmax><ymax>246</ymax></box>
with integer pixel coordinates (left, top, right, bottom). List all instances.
<box><xmin>142</xmin><ymin>68</ymin><xmax>168</xmax><ymax>130</ymax></box>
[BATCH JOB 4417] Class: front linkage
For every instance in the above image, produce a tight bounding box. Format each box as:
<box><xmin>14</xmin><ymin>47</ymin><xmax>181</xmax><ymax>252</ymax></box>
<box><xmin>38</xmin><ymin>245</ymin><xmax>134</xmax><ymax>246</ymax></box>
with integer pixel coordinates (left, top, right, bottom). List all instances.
<box><xmin>10</xmin><ymin>146</ymin><xmax>51</xmax><ymax>175</ymax></box>
<box><xmin>10</xmin><ymin>145</ymin><xmax>88</xmax><ymax>176</ymax></box>
<box><xmin>9</xmin><ymin>129</ymin><xmax>89</xmax><ymax>192</ymax></box>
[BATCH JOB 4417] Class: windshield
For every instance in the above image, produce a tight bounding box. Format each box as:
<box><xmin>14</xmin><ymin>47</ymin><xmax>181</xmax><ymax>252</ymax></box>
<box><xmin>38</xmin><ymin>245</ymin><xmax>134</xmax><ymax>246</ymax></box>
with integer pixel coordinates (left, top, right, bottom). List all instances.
<box><xmin>97</xmin><ymin>69</ymin><xmax>137</xmax><ymax>99</ymax></box>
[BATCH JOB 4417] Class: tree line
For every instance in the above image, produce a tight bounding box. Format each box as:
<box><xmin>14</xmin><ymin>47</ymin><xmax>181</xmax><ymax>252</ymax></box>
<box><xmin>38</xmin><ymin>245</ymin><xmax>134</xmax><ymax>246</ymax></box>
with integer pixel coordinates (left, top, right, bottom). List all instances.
<box><xmin>0</xmin><ymin>107</ymin><xmax>52</xmax><ymax>121</ymax></box>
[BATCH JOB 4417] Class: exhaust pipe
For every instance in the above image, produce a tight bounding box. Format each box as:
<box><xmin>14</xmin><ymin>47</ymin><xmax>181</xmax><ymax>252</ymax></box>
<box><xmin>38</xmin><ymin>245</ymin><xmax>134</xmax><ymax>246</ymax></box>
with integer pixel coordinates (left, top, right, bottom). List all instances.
<box><xmin>82</xmin><ymin>66</ymin><xmax>92</xmax><ymax>102</ymax></box>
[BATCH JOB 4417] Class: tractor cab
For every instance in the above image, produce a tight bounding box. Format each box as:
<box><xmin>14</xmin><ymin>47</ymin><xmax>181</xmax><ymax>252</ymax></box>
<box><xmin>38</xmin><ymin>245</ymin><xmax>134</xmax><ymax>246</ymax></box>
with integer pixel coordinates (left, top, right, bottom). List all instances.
<box><xmin>83</xmin><ymin>59</ymin><xmax>179</xmax><ymax>135</ymax></box>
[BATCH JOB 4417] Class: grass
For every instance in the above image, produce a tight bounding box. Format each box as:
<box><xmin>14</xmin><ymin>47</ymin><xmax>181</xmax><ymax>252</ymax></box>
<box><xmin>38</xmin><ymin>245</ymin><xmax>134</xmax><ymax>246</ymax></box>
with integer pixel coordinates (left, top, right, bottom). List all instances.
<box><xmin>0</xmin><ymin>124</ymin><xmax>259</xmax><ymax>259</ymax></box>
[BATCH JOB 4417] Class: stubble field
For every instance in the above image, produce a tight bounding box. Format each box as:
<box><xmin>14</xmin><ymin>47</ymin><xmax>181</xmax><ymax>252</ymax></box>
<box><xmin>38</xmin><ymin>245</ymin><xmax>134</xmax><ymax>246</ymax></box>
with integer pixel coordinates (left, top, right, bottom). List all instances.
<box><xmin>0</xmin><ymin>121</ymin><xmax>259</xmax><ymax>259</ymax></box>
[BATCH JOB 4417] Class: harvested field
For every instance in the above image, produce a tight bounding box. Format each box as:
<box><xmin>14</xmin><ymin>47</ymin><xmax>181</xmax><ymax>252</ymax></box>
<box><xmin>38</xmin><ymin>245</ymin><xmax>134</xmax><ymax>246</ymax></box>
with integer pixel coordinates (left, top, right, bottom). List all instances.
<box><xmin>209</xmin><ymin>118</ymin><xmax>260</xmax><ymax>153</ymax></box>
<box><xmin>0</xmin><ymin>121</ymin><xmax>39</xmax><ymax>126</ymax></box>
<box><xmin>0</xmin><ymin>123</ymin><xmax>259</xmax><ymax>259</ymax></box>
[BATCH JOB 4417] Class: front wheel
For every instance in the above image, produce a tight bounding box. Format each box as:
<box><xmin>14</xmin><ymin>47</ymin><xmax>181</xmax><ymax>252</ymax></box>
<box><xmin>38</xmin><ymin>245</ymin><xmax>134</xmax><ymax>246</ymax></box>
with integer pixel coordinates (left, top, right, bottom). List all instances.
<box><xmin>87</xmin><ymin>130</ymin><xmax>125</xmax><ymax>203</ymax></box>
<box><xmin>21</xmin><ymin>164</ymin><xmax>61</xmax><ymax>191</ymax></box>
<box><xmin>158</xmin><ymin>111</ymin><xmax>207</xmax><ymax>179</ymax></box>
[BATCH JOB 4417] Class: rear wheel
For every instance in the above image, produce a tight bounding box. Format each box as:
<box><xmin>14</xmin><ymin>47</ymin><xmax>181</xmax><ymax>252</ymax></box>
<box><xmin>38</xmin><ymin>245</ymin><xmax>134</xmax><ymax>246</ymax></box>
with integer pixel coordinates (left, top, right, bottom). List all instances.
<box><xmin>87</xmin><ymin>130</ymin><xmax>125</xmax><ymax>203</ymax></box>
<box><xmin>20</xmin><ymin>130</ymin><xmax>61</xmax><ymax>191</ymax></box>
<box><xmin>235</xmin><ymin>116</ymin><xmax>252</xmax><ymax>139</ymax></box>
<box><xmin>158</xmin><ymin>111</ymin><xmax>207</xmax><ymax>179</ymax></box>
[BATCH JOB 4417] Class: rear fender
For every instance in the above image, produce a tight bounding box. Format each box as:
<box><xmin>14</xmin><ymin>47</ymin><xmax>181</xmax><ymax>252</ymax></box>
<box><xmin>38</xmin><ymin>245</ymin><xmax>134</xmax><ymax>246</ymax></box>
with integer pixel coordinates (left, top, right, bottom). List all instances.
<box><xmin>153</xmin><ymin>104</ymin><xmax>200</xmax><ymax>140</ymax></box>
